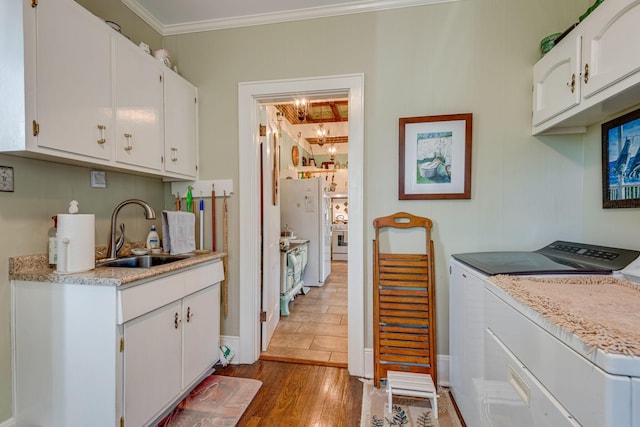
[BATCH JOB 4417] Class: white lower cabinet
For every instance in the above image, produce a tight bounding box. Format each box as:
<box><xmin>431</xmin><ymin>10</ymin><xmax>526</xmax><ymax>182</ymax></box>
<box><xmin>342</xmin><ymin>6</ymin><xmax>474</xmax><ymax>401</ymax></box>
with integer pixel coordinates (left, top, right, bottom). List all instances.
<box><xmin>12</xmin><ymin>260</ymin><xmax>223</xmax><ymax>427</ymax></box>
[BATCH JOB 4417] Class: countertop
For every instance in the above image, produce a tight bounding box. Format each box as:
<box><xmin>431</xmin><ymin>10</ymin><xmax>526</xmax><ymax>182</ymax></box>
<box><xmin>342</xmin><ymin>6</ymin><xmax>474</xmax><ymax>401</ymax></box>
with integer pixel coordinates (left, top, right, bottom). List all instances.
<box><xmin>9</xmin><ymin>251</ymin><xmax>226</xmax><ymax>287</ymax></box>
<box><xmin>280</xmin><ymin>239</ymin><xmax>309</xmax><ymax>253</ymax></box>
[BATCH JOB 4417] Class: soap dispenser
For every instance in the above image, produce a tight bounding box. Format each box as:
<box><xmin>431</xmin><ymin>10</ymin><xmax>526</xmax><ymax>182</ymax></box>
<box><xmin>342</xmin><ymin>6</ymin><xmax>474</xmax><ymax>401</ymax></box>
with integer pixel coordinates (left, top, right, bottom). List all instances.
<box><xmin>146</xmin><ymin>225</ymin><xmax>160</xmax><ymax>250</ymax></box>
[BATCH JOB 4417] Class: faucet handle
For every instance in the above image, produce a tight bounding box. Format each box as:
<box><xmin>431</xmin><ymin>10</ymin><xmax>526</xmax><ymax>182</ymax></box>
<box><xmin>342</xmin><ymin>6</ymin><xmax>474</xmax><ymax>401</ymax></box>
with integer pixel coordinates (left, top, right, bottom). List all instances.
<box><xmin>115</xmin><ymin>223</ymin><xmax>125</xmax><ymax>255</ymax></box>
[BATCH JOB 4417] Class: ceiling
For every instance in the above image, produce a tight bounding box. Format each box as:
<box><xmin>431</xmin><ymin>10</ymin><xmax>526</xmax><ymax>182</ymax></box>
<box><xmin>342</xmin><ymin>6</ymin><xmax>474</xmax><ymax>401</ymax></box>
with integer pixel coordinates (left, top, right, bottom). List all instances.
<box><xmin>120</xmin><ymin>0</ymin><xmax>454</xmax><ymax>35</ymax></box>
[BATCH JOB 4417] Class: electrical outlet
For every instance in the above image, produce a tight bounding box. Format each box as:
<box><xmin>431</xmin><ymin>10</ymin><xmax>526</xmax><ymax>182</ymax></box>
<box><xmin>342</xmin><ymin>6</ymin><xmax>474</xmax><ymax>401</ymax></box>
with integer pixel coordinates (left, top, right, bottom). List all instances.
<box><xmin>0</xmin><ymin>166</ymin><xmax>14</xmax><ymax>192</ymax></box>
<box><xmin>90</xmin><ymin>170</ymin><xmax>106</xmax><ymax>188</ymax></box>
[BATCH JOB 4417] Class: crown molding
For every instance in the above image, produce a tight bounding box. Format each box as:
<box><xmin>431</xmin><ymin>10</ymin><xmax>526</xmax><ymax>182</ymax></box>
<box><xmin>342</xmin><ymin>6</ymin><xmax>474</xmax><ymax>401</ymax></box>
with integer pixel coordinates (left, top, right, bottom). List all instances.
<box><xmin>121</xmin><ymin>0</ymin><xmax>459</xmax><ymax>36</ymax></box>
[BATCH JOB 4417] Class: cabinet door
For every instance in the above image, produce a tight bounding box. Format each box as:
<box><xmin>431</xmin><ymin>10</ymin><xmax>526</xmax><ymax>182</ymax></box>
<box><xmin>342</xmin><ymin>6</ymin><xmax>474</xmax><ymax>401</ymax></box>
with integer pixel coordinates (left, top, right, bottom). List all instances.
<box><xmin>449</xmin><ymin>261</ymin><xmax>485</xmax><ymax>427</ymax></box>
<box><xmin>164</xmin><ymin>71</ymin><xmax>198</xmax><ymax>178</ymax></box>
<box><xmin>183</xmin><ymin>284</ymin><xmax>220</xmax><ymax>388</ymax></box>
<box><xmin>532</xmin><ymin>35</ymin><xmax>582</xmax><ymax>127</ymax></box>
<box><xmin>35</xmin><ymin>0</ymin><xmax>112</xmax><ymax>160</ymax></box>
<box><xmin>113</xmin><ymin>36</ymin><xmax>163</xmax><ymax>171</ymax></box>
<box><xmin>124</xmin><ymin>300</ymin><xmax>182</xmax><ymax>427</ymax></box>
<box><xmin>580</xmin><ymin>0</ymin><xmax>640</xmax><ymax>100</ymax></box>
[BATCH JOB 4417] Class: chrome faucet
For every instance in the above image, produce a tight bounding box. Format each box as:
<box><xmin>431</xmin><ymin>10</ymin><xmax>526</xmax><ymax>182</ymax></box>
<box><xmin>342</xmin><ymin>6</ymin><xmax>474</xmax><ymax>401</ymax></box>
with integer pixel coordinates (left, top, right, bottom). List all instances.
<box><xmin>106</xmin><ymin>199</ymin><xmax>157</xmax><ymax>260</ymax></box>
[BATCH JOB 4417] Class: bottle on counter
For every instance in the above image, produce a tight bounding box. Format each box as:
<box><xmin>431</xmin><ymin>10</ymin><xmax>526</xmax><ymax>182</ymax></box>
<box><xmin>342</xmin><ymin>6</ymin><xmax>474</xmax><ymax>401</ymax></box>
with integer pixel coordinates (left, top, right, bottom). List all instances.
<box><xmin>48</xmin><ymin>216</ymin><xmax>57</xmax><ymax>267</ymax></box>
<box><xmin>146</xmin><ymin>225</ymin><xmax>160</xmax><ymax>250</ymax></box>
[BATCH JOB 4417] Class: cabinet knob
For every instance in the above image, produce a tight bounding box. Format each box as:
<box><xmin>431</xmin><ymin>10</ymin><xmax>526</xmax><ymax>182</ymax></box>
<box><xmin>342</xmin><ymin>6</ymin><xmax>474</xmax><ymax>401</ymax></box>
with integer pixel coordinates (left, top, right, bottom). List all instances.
<box><xmin>170</xmin><ymin>147</ymin><xmax>178</xmax><ymax>162</ymax></box>
<box><xmin>569</xmin><ymin>74</ymin><xmax>576</xmax><ymax>94</ymax></box>
<box><xmin>174</xmin><ymin>312</ymin><xmax>181</xmax><ymax>329</ymax></box>
<box><xmin>97</xmin><ymin>125</ymin><xmax>106</xmax><ymax>144</ymax></box>
<box><xmin>583</xmin><ymin>63</ymin><xmax>589</xmax><ymax>84</ymax></box>
<box><xmin>186</xmin><ymin>306</ymin><xmax>193</xmax><ymax>322</ymax></box>
<box><xmin>124</xmin><ymin>133</ymin><xmax>133</xmax><ymax>151</ymax></box>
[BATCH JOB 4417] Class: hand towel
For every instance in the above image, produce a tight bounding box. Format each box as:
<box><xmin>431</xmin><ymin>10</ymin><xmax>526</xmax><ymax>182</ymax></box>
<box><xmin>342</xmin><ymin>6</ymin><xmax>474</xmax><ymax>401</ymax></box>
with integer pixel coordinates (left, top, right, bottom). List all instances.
<box><xmin>162</xmin><ymin>210</ymin><xmax>196</xmax><ymax>255</ymax></box>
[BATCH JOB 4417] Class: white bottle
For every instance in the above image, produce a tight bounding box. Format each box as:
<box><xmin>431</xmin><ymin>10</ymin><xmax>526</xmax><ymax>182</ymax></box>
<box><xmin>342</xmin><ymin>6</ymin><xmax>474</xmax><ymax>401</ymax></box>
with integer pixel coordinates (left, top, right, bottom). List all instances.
<box><xmin>146</xmin><ymin>225</ymin><xmax>160</xmax><ymax>250</ymax></box>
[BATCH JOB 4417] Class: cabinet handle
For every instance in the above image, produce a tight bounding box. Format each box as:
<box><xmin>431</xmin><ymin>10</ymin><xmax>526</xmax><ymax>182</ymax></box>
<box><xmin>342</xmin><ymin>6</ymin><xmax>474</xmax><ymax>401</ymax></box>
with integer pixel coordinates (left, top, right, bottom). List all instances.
<box><xmin>124</xmin><ymin>133</ymin><xmax>133</xmax><ymax>151</ymax></box>
<box><xmin>171</xmin><ymin>147</ymin><xmax>178</xmax><ymax>162</ymax></box>
<box><xmin>97</xmin><ymin>125</ymin><xmax>106</xmax><ymax>145</ymax></box>
<box><xmin>569</xmin><ymin>73</ymin><xmax>576</xmax><ymax>93</ymax></box>
<box><xmin>583</xmin><ymin>63</ymin><xmax>589</xmax><ymax>84</ymax></box>
<box><xmin>174</xmin><ymin>312</ymin><xmax>181</xmax><ymax>329</ymax></box>
<box><xmin>186</xmin><ymin>306</ymin><xmax>193</xmax><ymax>322</ymax></box>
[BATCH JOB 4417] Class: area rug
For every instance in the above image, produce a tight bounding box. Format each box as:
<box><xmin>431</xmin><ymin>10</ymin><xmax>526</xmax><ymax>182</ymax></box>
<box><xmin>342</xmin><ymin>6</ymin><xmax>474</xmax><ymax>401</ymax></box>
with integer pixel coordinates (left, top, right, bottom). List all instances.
<box><xmin>360</xmin><ymin>380</ymin><xmax>463</xmax><ymax>427</ymax></box>
<box><xmin>157</xmin><ymin>375</ymin><xmax>262</xmax><ymax>426</ymax></box>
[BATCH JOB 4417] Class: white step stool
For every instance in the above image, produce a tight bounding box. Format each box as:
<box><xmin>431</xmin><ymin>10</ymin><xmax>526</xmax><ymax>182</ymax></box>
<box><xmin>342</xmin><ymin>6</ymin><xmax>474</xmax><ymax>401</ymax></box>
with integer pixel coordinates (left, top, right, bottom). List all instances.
<box><xmin>386</xmin><ymin>371</ymin><xmax>438</xmax><ymax>419</ymax></box>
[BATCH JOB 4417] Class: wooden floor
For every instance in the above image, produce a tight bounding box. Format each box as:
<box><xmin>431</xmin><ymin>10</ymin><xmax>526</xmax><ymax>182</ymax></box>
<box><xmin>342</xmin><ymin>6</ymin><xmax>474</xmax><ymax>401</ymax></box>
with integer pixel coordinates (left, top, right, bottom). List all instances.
<box><xmin>214</xmin><ymin>360</ymin><xmax>363</xmax><ymax>426</ymax></box>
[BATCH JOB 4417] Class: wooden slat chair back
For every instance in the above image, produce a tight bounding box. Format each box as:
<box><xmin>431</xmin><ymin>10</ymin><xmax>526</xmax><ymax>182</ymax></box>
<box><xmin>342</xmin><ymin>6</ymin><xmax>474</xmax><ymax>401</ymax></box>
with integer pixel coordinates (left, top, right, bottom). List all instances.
<box><xmin>372</xmin><ymin>212</ymin><xmax>437</xmax><ymax>388</ymax></box>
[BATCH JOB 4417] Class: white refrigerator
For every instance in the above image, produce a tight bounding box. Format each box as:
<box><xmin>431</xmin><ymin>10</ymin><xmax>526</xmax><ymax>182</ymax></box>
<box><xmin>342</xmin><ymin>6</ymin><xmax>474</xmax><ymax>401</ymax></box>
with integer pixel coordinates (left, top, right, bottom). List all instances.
<box><xmin>280</xmin><ymin>177</ymin><xmax>331</xmax><ymax>286</ymax></box>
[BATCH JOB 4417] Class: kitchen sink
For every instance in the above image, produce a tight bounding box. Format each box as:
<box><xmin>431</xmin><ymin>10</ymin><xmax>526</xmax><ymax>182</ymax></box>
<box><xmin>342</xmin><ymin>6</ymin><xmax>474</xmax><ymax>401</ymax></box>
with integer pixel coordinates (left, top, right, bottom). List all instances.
<box><xmin>96</xmin><ymin>254</ymin><xmax>194</xmax><ymax>268</ymax></box>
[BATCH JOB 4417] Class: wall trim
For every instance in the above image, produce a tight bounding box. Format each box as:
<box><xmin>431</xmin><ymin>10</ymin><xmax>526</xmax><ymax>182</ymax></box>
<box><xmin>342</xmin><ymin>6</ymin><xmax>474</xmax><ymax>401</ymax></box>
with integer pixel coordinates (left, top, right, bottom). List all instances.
<box><xmin>238</xmin><ymin>74</ymin><xmax>365</xmax><ymax>377</ymax></box>
<box><xmin>121</xmin><ymin>0</ymin><xmax>461</xmax><ymax>35</ymax></box>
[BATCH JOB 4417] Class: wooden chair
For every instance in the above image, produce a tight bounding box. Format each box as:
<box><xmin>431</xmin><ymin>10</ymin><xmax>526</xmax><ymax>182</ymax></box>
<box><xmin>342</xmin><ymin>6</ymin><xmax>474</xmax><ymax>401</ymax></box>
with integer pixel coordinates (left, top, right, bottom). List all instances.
<box><xmin>372</xmin><ymin>212</ymin><xmax>437</xmax><ymax>391</ymax></box>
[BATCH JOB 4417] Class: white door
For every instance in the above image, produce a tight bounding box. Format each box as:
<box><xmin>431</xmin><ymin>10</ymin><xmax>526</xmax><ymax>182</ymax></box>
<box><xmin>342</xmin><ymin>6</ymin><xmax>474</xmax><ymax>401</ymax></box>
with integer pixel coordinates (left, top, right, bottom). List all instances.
<box><xmin>261</xmin><ymin>106</ymin><xmax>281</xmax><ymax>351</ymax></box>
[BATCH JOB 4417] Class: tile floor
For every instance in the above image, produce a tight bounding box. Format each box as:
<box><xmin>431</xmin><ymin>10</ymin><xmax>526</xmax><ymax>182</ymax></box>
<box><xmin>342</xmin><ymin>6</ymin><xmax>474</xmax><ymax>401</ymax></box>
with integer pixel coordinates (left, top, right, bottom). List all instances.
<box><xmin>261</xmin><ymin>261</ymin><xmax>348</xmax><ymax>367</ymax></box>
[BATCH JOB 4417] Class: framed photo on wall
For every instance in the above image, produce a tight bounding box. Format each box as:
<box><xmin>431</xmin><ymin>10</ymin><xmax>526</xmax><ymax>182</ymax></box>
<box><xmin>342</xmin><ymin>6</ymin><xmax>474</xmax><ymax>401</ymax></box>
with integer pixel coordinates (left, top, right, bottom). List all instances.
<box><xmin>399</xmin><ymin>113</ymin><xmax>472</xmax><ymax>200</ymax></box>
<box><xmin>602</xmin><ymin>108</ymin><xmax>640</xmax><ymax>208</ymax></box>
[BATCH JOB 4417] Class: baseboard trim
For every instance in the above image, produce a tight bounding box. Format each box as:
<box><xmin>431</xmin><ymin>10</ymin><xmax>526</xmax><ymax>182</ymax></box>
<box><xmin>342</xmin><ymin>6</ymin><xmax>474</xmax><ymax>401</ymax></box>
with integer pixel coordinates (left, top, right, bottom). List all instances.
<box><xmin>0</xmin><ymin>417</ymin><xmax>16</xmax><ymax>427</ymax></box>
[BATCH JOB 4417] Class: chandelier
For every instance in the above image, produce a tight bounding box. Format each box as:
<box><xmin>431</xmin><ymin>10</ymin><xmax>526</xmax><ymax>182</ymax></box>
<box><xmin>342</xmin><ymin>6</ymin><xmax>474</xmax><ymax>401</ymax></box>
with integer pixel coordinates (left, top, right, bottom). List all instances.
<box><xmin>316</xmin><ymin>123</ymin><xmax>329</xmax><ymax>146</ymax></box>
<box><xmin>327</xmin><ymin>143</ymin><xmax>337</xmax><ymax>161</ymax></box>
<box><xmin>294</xmin><ymin>98</ymin><xmax>309</xmax><ymax>121</ymax></box>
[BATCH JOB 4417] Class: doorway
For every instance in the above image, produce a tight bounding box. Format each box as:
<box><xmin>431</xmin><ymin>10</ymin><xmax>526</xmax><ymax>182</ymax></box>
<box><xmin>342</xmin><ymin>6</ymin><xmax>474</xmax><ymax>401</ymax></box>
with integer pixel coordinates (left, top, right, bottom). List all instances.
<box><xmin>238</xmin><ymin>74</ymin><xmax>365</xmax><ymax>377</ymax></box>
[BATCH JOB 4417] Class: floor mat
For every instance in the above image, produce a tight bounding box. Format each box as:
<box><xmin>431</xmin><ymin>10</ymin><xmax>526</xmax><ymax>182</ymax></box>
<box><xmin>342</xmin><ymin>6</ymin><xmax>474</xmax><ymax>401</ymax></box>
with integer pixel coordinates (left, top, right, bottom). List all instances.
<box><xmin>158</xmin><ymin>375</ymin><xmax>262</xmax><ymax>426</ymax></box>
<box><xmin>360</xmin><ymin>379</ymin><xmax>463</xmax><ymax>427</ymax></box>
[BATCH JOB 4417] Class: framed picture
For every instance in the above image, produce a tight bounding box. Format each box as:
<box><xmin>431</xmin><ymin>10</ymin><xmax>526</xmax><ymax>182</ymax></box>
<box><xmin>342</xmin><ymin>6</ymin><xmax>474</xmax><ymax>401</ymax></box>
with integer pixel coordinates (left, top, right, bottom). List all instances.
<box><xmin>399</xmin><ymin>113</ymin><xmax>472</xmax><ymax>200</ymax></box>
<box><xmin>602</xmin><ymin>108</ymin><xmax>640</xmax><ymax>208</ymax></box>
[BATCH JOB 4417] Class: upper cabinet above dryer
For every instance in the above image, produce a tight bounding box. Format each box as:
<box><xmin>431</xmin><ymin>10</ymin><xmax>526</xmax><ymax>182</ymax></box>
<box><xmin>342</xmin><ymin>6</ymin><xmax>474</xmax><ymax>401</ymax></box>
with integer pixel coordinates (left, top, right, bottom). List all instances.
<box><xmin>532</xmin><ymin>0</ymin><xmax>640</xmax><ymax>135</ymax></box>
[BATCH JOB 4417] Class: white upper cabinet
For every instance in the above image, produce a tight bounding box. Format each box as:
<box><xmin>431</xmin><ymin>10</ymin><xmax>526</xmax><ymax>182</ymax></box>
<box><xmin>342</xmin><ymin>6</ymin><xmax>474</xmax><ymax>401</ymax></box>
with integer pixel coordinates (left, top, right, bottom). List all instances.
<box><xmin>34</xmin><ymin>0</ymin><xmax>112</xmax><ymax>160</ymax></box>
<box><xmin>113</xmin><ymin>36</ymin><xmax>164</xmax><ymax>172</ymax></box>
<box><xmin>0</xmin><ymin>0</ymin><xmax>198</xmax><ymax>180</ymax></box>
<box><xmin>532</xmin><ymin>36</ymin><xmax>582</xmax><ymax>127</ymax></box>
<box><xmin>164</xmin><ymin>70</ymin><xmax>198</xmax><ymax>178</ymax></box>
<box><xmin>532</xmin><ymin>0</ymin><xmax>640</xmax><ymax>135</ymax></box>
<box><xmin>580</xmin><ymin>0</ymin><xmax>640</xmax><ymax>100</ymax></box>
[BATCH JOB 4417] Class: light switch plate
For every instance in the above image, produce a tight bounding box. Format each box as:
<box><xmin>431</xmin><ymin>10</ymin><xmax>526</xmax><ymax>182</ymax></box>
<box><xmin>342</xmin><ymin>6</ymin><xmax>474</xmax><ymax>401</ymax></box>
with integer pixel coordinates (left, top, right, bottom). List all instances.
<box><xmin>0</xmin><ymin>166</ymin><xmax>14</xmax><ymax>192</ymax></box>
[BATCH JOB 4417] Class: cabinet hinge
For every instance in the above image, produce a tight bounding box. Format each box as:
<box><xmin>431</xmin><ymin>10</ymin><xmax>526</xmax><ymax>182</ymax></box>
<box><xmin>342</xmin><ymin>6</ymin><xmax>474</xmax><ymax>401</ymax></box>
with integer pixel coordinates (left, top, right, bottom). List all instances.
<box><xmin>260</xmin><ymin>311</ymin><xmax>267</xmax><ymax>322</ymax></box>
<box><xmin>32</xmin><ymin>120</ymin><xmax>39</xmax><ymax>136</ymax></box>
<box><xmin>120</xmin><ymin>416</ymin><xmax>124</xmax><ymax>427</ymax></box>
<box><xmin>119</xmin><ymin>337</ymin><xmax>125</xmax><ymax>352</ymax></box>
<box><xmin>31</xmin><ymin>0</ymin><xmax>38</xmax><ymax>8</ymax></box>
<box><xmin>259</xmin><ymin>124</ymin><xmax>266</xmax><ymax>137</ymax></box>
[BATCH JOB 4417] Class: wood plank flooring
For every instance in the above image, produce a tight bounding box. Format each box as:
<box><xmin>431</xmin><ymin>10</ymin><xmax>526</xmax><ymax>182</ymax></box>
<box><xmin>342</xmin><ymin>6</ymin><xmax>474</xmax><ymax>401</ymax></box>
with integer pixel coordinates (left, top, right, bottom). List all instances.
<box><xmin>214</xmin><ymin>360</ymin><xmax>363</xmax><ymax>426</ymax></box>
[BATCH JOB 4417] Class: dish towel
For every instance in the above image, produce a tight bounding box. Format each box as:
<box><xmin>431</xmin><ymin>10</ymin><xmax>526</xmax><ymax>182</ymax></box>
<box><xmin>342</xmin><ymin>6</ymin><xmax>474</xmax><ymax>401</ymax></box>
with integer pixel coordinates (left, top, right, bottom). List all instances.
<box><xmin>162</xmin><ymin>210</ymin><xmax>196</xmax><ymax>255</ymax></box>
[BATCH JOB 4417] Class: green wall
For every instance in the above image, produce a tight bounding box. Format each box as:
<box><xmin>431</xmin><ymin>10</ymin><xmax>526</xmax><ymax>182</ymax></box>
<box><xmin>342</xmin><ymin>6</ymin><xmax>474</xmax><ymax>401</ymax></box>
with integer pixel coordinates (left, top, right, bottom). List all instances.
<box><xmin>8</xmin><ymin>0</ymin><xmax>640</xmax><ymax>423</ymax></box>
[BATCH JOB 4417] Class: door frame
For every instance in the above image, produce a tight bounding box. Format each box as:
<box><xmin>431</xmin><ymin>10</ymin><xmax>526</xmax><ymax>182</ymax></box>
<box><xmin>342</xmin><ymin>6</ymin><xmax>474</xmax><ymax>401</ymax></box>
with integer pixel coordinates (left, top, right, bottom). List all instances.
<box><xmin>238</xmin><ymin>74</ymin><xmax>365</xmax><ymax>376</ymax></box>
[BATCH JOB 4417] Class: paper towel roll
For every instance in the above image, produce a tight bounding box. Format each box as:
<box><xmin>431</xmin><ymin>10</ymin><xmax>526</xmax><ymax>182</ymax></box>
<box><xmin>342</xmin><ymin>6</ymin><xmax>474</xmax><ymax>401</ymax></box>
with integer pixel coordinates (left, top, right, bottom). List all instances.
<box><xmin>56</xmin><ymin>214</ymin><xmax>95</xmax><ymax>274</ymax></box>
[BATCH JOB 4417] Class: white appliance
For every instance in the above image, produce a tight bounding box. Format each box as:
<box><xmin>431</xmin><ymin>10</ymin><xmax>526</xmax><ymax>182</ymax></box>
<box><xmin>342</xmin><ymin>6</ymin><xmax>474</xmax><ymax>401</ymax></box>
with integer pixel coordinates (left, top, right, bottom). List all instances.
<box><xmin>450</xmin><ymin>241</ymin><xmax>640</xmax><ymax>427</ymax></box>
<box><xmin>332</xmin><ymin>222</ymin><xmax>348</xmax><ymax>261</ymax></box>
<box><xmin>280</xmin><ymin>178</ymin><xmax>331</xmax><ymax>286</ymax></box>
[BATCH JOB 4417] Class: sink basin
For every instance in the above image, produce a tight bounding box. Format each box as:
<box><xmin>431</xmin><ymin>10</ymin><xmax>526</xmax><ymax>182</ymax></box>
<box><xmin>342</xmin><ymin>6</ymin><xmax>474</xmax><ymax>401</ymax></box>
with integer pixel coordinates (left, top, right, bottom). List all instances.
<box><xmin>97</xmin><ymin>254</ymin><xmax>194</xmax><ymax>268</ymax></box>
